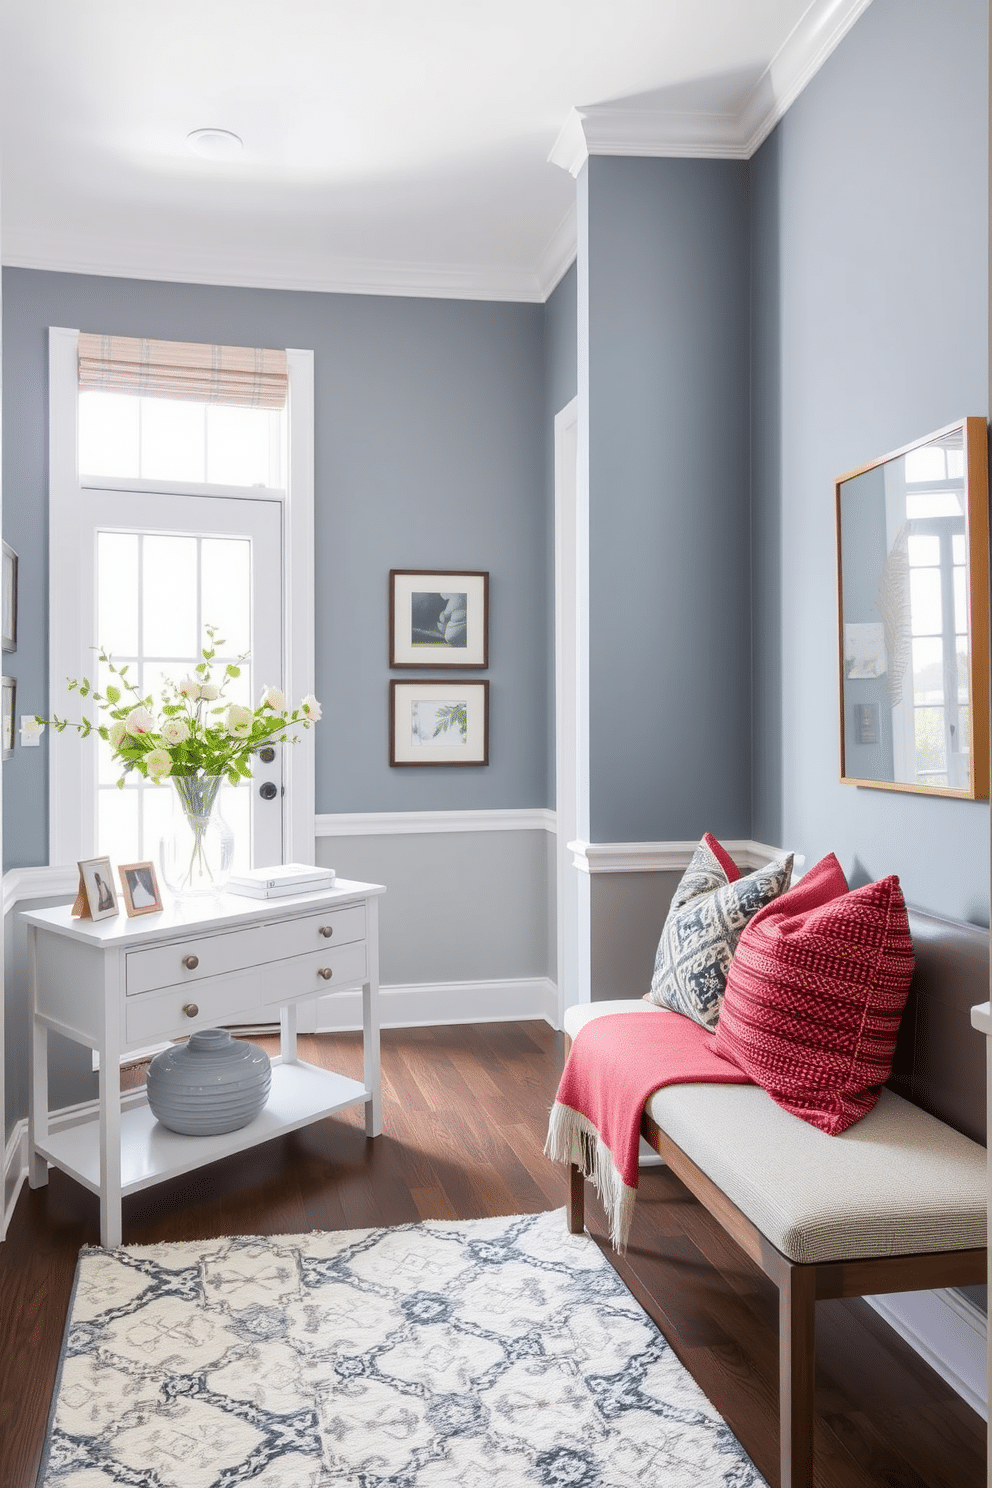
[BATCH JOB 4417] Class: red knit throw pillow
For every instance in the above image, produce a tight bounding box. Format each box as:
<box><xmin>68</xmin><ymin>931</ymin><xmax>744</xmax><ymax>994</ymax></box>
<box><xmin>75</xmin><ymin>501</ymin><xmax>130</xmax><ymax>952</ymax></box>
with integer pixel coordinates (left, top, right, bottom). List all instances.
<box><xmin>714</xmin><ymin>854</ymin><xmax>916</xmax><ymax>1134</ymax></box>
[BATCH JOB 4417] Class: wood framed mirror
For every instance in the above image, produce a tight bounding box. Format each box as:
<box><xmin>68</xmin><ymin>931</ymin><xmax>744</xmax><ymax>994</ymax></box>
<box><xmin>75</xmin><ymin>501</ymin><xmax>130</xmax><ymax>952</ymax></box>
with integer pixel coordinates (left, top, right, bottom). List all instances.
<box><xmin>836</xmin><ymin>417</ymin><xmax>989</xmax><ymax>798</ymax></box>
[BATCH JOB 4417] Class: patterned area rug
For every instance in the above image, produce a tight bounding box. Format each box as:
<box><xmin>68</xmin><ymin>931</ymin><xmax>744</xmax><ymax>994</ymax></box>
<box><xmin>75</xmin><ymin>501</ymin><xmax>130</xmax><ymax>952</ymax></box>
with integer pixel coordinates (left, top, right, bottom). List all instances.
<box><xmin>40</xmin><ymin>1209</ymin><xmax>767</xmax><ymax>1487</ymax></box>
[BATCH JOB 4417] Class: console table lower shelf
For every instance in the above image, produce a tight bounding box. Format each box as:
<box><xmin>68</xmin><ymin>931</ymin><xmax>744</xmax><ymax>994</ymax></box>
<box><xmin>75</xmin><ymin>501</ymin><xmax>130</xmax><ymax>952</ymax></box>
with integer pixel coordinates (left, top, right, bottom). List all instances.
<box><xmin>36</xmin><ymin>1060</ymin><xmax>368</xmax><ymax>1200</ymax></box>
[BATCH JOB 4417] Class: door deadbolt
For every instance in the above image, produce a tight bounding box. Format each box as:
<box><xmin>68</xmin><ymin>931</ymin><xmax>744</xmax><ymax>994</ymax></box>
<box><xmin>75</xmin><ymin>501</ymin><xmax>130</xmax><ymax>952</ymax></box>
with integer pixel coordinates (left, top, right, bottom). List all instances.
<box><xmin>258</xmin><ymin>746</ymin><xmax>276</xmax><ymax>763</ymax></box>
<box><xmin>259</xmin><ymin>780</ymin><xmax>279</xmax><ymax>800</ymax></box>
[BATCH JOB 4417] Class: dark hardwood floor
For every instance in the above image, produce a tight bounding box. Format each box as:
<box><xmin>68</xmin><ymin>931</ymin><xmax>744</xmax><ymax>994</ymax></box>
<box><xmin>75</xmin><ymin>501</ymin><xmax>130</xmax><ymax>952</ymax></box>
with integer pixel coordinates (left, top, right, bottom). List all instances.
<box><xmin>0</xmin><ymin>1021</ymin><xmax>985</xmax><ymax>1488</ymax></box>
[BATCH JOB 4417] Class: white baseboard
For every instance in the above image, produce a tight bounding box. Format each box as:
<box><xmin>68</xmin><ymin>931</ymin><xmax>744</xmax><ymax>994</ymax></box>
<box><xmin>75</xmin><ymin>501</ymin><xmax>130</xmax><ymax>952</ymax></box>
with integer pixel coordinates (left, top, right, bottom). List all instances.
<box><xmin>314</xmin><ymin>977</ymin><xmax>559</xmax><ymax>1033</ymax></box>
<box><xmin>866</xmin><ymin>1289</ymin><xmax>987</xmax><ymax>1419</ymax></box>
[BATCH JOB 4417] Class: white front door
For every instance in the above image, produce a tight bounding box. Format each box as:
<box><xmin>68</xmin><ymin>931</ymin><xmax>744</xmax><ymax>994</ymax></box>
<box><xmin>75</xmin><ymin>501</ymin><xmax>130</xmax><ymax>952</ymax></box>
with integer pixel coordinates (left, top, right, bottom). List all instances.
<box><xmin>88</xmin><ymin>490</ymin><xmax>284</xmax><ymax>870</ymax></box>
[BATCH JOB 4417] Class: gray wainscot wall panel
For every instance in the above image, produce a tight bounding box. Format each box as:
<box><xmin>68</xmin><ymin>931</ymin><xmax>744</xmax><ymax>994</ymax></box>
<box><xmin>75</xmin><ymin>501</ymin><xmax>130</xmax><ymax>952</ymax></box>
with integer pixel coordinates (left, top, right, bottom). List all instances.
<box><xmin>315</xmin><ymin>830</ymin><xmax>552</xmax><ymax>988</ymax></box>
<box><xmin>749</xmin><ymin>0</ymin><xmax>989</xmax><ymax>925</ymax></box>
<box><xmin>590</xmin><ymin>869</ymin><xmax>682</xmax><ymax>1002</ymax></box>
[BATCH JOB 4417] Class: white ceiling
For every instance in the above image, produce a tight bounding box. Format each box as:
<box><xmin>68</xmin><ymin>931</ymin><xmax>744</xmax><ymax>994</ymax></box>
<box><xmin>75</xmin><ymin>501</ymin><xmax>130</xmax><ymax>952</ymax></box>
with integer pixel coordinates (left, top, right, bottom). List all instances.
<box><xmin>1</xmin><ymin>0</ymin><xmax>872</xmax><ymax>302</ymax></box>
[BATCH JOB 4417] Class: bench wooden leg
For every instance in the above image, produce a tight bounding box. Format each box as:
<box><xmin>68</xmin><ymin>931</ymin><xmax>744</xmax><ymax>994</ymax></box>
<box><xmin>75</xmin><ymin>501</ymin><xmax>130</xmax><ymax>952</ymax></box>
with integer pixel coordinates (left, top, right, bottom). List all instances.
<box><xmin>779</xmin><ymin>1264</ymin><xmax>816</xmax><ymax>1488</ymax></box>
<box><xmin>567</xmin><ymin>1162</ymin><xmax>585</xmax><ymax>1233</ymax></box>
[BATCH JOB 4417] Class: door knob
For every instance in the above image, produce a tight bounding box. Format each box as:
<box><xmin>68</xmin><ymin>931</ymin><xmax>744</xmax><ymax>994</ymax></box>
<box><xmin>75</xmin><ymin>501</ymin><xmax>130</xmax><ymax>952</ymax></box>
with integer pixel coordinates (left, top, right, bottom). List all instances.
<box><xmin>259</xmin><ymin>781</ymin><xmax>278</xmax><ymax>800</ymax></box>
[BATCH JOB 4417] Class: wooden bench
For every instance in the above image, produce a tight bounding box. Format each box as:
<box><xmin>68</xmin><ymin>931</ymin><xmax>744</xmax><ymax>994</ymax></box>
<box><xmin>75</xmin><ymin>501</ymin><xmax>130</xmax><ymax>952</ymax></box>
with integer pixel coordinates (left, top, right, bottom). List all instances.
<box><xmin>563</xmin><ymin>907</ymin><xmax>988</xmax><ymax>1488</ymax></box>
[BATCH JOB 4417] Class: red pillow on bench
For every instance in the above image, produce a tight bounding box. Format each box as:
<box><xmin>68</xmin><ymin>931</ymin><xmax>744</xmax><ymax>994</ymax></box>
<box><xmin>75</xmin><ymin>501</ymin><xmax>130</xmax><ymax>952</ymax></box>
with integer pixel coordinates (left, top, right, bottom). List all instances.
<box><xmin>714</xmin><ymin>854</ymin><xmax>915</xmax><ymax>1134</ymax></box>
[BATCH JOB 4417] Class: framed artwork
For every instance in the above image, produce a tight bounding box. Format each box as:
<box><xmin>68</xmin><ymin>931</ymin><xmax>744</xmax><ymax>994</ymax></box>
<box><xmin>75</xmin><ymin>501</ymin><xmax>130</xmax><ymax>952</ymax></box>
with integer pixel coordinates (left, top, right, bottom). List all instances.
<box><xmin>2</xmin><ymin>542</ymin><xmax>17</xmax><ymax>654</ymax></box>
<box><xmin>389</xmin><ymin>570</ymin><xmax>488</xmax><ymax>668</ymax></box>
<box><xmin>390</xmin><ymin>679</ymin><xmax>489</xmax><ymax>766</ymax></box>
<box><xmin>118</xmin><ymin>861</ymin><xmax>163</xmax><ymax>917</ymax></box>
<box><xmin>76</xmin><ymin>856</ymin><xmax>119</xmax><ymax>921</ymax></box>
<box><xmin>1</xmin><ymin>676</ymin><xmax>14</xmax><ymax>761</ymax></box>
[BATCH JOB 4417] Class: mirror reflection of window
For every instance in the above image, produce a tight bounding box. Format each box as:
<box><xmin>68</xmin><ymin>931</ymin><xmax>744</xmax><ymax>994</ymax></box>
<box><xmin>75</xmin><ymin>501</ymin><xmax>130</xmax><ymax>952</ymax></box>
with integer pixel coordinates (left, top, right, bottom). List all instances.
<box><xmin>836</xmin><ymin>416</ymin><xmax>988</xmax><ymax>800</ymax></box>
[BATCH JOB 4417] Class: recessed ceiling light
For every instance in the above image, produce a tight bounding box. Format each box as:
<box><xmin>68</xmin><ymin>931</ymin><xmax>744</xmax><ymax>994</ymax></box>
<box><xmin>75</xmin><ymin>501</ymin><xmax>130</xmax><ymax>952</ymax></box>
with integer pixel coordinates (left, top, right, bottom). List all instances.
<box><xmin>186</xmin><ymin>128</ymin><xmax>244</xmax><ymax>160</ymax></box>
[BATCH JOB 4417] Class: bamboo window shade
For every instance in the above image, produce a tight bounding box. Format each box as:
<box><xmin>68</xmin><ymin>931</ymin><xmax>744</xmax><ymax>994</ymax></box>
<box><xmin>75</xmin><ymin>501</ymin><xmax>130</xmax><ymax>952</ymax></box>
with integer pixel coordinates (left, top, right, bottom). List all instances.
<box><xmin>77</xmin><ymin>333</ymin><xmax>288</xmax><ymax>410</ymax></box>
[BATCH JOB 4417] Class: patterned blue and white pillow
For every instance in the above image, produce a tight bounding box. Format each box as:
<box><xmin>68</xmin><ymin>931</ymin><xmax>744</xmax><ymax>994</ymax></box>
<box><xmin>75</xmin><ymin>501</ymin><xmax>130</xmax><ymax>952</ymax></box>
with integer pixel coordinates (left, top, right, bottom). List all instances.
<box><xmin>647</xmin><ymin>837</ymin><xmax>793</xmax><ymax>1029</ymax></box>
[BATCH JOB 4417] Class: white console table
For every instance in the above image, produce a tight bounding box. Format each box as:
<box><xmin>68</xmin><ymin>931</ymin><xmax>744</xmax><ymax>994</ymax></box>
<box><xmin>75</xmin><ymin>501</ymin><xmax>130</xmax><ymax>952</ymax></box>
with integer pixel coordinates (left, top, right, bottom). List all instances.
<box><xmin>24</xmin><ymin>877</ymin><xmax>385</xmax><ymax>1248</ymax></box>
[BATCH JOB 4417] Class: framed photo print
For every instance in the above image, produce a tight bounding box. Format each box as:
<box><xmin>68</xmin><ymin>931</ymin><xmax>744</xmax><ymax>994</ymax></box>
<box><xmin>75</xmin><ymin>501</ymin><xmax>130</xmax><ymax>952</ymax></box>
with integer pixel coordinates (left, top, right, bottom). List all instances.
<box><xmin>1</xmin><ymin>676</ymin><xmax>14</xmax><ymax>761</ymax></box>
<box><xmin>390</xmin><ymin>570</ymin><xmax>488</xmax><ymax>668</ymax></box>
<box><xmin>118</xmin><ymin>861</ymin><xmax>163</xmax><ymax>917</ymax></box>
<box><xmin>390</xmin><ymin>679</ymin><xmax>489</xmax><ymax>766</ymax></box>
<box><xmin>2</xmin><ymin>542</ymin><xmax>17</xmax><ymax>654</ymax></box>
<box><xmin>76</xmin><ymin>856</ymin><xmax>119</xmax><ymax>921</ymax></box>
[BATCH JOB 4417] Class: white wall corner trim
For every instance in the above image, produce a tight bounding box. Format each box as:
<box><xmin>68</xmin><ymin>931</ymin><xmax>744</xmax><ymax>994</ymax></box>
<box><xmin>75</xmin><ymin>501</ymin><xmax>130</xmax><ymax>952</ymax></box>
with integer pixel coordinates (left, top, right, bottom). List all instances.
<box><xmin>316</xmin><ymin>808</ymin><xmax>556</xmax><ymax>837</ymax></box>
<box><xmin>547</xmin><ymin>0</ymin><xmax>873</xmax><ymax>173</ymax></box>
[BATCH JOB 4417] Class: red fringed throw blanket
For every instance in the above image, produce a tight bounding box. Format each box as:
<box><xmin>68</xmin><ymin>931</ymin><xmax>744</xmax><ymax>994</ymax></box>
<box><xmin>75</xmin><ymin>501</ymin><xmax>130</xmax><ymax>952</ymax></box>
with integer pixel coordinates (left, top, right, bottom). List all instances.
<box><xmin>545</xmin><ymin>1009</ymin><xmax>753</xmax><ymax>1251</ymax></box>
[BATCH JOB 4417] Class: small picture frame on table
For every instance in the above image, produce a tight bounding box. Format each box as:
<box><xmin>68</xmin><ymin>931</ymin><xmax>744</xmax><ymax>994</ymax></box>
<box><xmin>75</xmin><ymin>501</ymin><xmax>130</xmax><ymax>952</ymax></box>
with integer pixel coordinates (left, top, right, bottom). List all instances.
<box><xmin>2</xmin><ymin>542</ymin><xmax>17</xmax><ymax>654</ymax></box>
<box><xmin>390</xmin><ymin>679</ymin><xmax>489</xmax><ymax>766</ymax></box>
<box><xmin>118</xmin><ymin>861</ymin><xmax>163</xmax><ymax>917</ymax></box>
<box><xmin>1</xmin><ymin>677</ymin><xmax>14</xmax><ymax>761</ymax></box>
<box><xmin>389</xmin><ymin>570</ymin><xmax>488</xmax><ymax>668</ymax></box>
<box><xmin>74</xmin><ymin>856</ymin><xmax>119</xmax><ymax>921</ymax></box>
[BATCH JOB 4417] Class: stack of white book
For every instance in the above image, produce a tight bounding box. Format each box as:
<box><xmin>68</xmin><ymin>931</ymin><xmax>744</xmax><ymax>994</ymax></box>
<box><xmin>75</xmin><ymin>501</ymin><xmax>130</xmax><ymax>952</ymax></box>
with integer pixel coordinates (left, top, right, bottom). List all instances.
<box><xmin>227</xmin><ymin>863</ymin><xmax>337</xmax><ymax>899</ymax></box>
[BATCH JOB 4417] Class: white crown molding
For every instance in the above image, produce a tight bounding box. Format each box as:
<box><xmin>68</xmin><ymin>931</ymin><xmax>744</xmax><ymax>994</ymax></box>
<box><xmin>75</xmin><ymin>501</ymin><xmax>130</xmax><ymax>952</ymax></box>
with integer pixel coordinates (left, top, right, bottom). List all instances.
<box><xmin>316</xmin><ymin>808</ymin><xmax>556</xmax><ymax>837</ymax></box>
<box><xmin>535</xmin><ymin>202</ymin><xmax>578</xmax><ymax>301</ymax></box>
<box><xmin>548</xmin><ymin>0</ymin><xmax>875</xmax><ymax>175</ymax></box>
<box><xmin>567</xmin><ymin>839</ymin><xmax>798</xmax><ymax>874</ymax></box>
<box><xmin>1</xmin><ymin>231</ymin><xmax>549</xmax><ymax>305</ymax></box>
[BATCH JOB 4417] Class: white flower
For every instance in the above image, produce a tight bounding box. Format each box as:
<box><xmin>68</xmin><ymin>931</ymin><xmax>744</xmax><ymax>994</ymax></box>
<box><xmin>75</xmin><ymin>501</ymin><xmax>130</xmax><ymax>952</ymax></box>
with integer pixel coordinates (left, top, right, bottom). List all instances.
<box><xmin>300</xmin><ymin>694</ymin><xmax>322</xmax><ymax>721</ymax></box>
<box><xmin>178</xmin><ymin>675</ymin><xmax>201</xmax><ymax>698</ymax></box>
<box><xmin>199</xmin><ymin>683</ymin><xmax>220</xmax><ymax>702</ymax></box>
<box><xmin>145</xmin><ymin>748</ymin><xmax>173</xmax><ymax>780</ymax></box>
<box><xmin>260</xmin><ymin>685</ymin><xmax>287</xmax><ymax>712</ymax></box>
<box><xmin>108</xmin><ymin>719</ymin><xmax>127</xmax><ymax>748</ymax></box>
<box><xmin>225</xmin><ymin>703</ymin><xmax>254</xmax><ymax>738</ymax></box>
<box><xmin>125</xmin><ymin>706</ymin><xmax>156</xmax><ymax>736</ymax></box>
<box><xmin>21</xmin><ymin>716</ymin><xmax>45</xmax><ymax>742</ymax></box>
<box><xmin>160</xmin><ymin>717</ymin><xmax>190</xmax><ymax>745</ymax></box>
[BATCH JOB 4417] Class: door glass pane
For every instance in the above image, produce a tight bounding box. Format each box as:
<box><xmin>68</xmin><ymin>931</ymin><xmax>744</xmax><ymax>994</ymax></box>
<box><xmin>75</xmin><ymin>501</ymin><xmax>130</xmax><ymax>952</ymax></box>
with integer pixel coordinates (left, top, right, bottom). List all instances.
<box><xmin>97</xmin><ymin>533</ymin><xmax>140</xmax><ymax>655</ymax></box>
<box><xmin>143</xmin><ymin>536</ymin><xmax>198</xmax><ymax>656</ymax></box>
<box><xmin>95</xmin><ymin>530</ymin><xmax>260</xmax><ymax>874</ymax></box>
<box><xmin>202</xmin><ymin>538</ymin><xmax>251</xmax><ymax>657</ymax></box>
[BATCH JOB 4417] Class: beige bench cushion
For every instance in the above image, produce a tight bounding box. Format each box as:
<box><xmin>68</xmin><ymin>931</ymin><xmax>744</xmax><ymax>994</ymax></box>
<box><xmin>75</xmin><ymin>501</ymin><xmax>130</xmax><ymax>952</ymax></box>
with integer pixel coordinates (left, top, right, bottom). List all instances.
<box><xmin>562</xmin><ymin>1000</ymin><xmax>987</xmax><ymax>1265</ymax></box>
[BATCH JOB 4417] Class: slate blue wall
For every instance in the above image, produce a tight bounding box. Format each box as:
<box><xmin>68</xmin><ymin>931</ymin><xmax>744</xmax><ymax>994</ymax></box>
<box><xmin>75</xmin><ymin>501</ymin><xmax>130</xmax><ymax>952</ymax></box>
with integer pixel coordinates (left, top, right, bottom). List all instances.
<box><xmin>583</xmin><ymin>156</ymin><xmax>752</xmax><ymax>843</ymax></box>
<box><xmin>1</xmin><ymin>271</ymin><xmax>551</xmax><ymax>868</ymax></box>
<box><xmin>750</xmin><ymin>0</ymin><xmax>989</xmax><ymax>923</ymax></box>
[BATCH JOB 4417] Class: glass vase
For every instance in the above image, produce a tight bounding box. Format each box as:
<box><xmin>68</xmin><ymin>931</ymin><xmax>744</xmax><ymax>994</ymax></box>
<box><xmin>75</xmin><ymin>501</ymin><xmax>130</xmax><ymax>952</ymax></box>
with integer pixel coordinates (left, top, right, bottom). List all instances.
<box><xmin>159</xmin><ymin>774</ymin><xmax>234</xmax><ymax>897</ymax></box>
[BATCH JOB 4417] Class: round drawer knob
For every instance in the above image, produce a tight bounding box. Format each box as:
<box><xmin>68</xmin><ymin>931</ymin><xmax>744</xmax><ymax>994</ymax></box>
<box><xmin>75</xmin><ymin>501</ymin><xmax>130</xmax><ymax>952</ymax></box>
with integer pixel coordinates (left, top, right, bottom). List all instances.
<box><xmin>182</xmin><ymin>1002</ymin><xmax>200</xmax><ymax>1018</ymax></box>
<box><xmin>319</xmin><ymin>925</ymin><xmax>334</xmax><ymax>938</ymax></box>
<box><xmin>317</xmin><ymin>967</ymin><xmax>333</xmax><ymax>981</ymax></box>
<box><xmin>182</xmin><ymin>954</ymin><xmax>200</xmax><ymax>971</ymax></box>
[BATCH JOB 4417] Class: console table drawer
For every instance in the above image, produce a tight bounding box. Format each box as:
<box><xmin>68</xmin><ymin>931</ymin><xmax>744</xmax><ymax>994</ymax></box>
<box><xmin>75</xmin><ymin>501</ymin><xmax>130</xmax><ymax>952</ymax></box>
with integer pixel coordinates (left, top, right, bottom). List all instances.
<box><xmin>126</xmin><ymin>925</ymin><xmax>263</xmax><ymax>996</ymax></box>
<box><xmin>259</xmin><ymin>904</ymin><xmax>366</xmax><ymax>962</ymax></box>
<box><xmin>275</xmin><ymin>940</ymin><xmax>368</xmax><ymax>1000</ymax></box>
<box><xmin>126</xmin><ymin>968</ymin><xmax>263</xmax><ymax>1044</ymax></box>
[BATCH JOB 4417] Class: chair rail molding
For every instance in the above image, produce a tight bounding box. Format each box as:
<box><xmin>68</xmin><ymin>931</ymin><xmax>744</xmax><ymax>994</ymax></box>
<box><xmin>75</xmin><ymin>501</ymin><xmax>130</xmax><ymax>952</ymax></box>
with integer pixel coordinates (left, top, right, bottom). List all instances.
<box><xmin>567</xmin><ymin>839</ymin><xmax>795</xmax><ymax>874</ymax></box>
<box><xmin>316</xmin><ymin>808</ymin><xmax>555</xmax><ymax>837</ymax></box>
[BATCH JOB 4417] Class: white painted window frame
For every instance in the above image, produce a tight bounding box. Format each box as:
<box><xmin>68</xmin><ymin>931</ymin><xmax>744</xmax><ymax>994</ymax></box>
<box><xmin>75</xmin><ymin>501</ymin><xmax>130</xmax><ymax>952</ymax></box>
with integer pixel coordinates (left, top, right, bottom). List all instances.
<box><xmin>47</xmin><ymin>328</ymin><xmax>316</xmax><ymax>868</ymax></box>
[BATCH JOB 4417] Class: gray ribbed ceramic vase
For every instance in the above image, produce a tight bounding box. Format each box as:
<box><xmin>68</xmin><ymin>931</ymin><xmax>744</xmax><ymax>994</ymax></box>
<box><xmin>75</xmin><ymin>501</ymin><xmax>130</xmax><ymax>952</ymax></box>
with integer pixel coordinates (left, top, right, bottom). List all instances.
<box><xmin>146</xmin><ymin>1028</ymin><xmax>271</xmax><ymax>1136</ymax></box>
